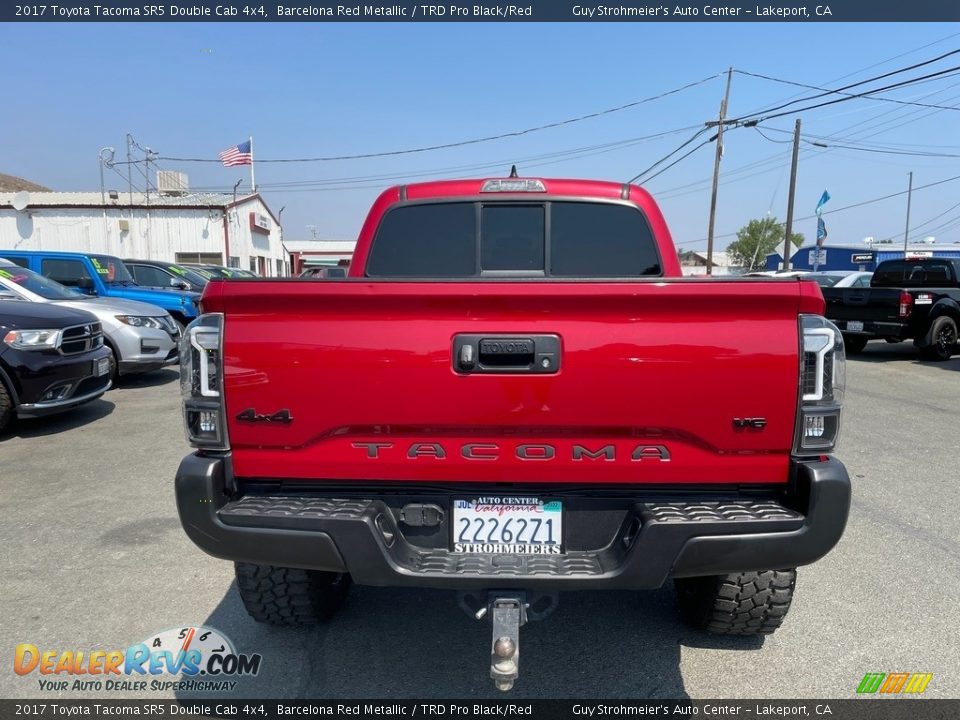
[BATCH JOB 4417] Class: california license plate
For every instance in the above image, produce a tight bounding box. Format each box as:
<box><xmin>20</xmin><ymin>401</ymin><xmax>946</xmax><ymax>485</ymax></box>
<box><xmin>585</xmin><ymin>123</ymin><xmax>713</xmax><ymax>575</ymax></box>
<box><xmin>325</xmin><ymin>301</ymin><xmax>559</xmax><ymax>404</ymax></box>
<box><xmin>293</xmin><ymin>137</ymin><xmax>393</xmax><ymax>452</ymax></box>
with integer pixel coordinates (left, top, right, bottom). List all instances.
<box><xmin>95</xmin><ymin>357</ymin><xmax>111</xmax><ymax>377</ymax></box>
<box><xmin>847</xmin><ymin>320</ymin><xmax>864</xmax><ymax>332</ymax></box>
<box><xmin>452</xmin><ymin>497</ymin><xmax>563</xmax><ymax>554</ymax></box>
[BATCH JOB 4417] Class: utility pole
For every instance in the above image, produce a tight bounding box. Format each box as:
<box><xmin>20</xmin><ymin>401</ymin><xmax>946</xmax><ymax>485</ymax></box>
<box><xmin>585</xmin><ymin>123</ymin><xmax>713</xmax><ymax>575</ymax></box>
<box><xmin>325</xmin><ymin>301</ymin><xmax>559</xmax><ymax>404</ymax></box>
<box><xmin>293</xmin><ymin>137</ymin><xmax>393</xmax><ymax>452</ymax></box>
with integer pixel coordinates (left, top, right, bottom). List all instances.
<box><xmin>706</xmin><ymin>67</ymin><xmax>733</xmax><ymax>276</ymax></box>
<box><xmin>903</xmin><ymin>171</ymin><xmax>913</xmax><ymax>256</ymax></box>
<box><xmin>125</xmin><ymin>133</ymin><xmax>134</xmax><ymax>205</ymax></box>
<box><xmin>782</xmin><ymin>118</ymin><xmax>802</xmax><ymax>271</ymax></box>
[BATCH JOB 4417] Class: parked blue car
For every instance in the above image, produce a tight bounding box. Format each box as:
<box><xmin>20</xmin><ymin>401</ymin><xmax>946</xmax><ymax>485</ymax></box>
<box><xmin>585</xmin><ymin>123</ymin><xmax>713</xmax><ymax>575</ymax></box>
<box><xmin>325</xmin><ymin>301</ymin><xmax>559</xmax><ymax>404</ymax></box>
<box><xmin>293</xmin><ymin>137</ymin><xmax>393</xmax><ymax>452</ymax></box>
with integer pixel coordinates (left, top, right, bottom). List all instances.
<box><xmin>0</xmin><ymin>251</ymin><xmax>200</xmax><ymax>328</ymax></box>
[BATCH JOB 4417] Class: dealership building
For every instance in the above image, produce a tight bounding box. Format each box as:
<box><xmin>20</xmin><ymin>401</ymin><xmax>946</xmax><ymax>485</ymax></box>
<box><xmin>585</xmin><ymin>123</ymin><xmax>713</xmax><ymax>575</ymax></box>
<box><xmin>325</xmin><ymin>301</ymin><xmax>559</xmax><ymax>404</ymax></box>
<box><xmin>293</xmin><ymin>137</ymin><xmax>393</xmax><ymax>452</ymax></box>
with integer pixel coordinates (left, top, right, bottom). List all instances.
<box><xmin>0</xmin><ymin>186</ymin><xmax>289</xmax><ymax>276</ymax></box>
<box><xmin>765</xmin><ymin>241</ymin><xmax>960</xmax><ymax>272</ymax></box>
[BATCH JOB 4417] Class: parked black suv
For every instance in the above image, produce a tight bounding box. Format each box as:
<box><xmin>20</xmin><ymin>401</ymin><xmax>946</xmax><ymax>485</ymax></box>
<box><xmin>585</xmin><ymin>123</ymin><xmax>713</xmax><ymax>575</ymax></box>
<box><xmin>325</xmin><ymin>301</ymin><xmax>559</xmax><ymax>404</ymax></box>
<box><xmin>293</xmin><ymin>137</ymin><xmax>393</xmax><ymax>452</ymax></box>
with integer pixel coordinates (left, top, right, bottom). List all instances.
<box><xmin>0</xmin><ymin>300</ymin><xmax>113</xmax><ymax>432</ymax></box>
<box><xmin>124</xmin><ymin>259</ymin><xmax>210</xmax><ymax>293</ymax></box>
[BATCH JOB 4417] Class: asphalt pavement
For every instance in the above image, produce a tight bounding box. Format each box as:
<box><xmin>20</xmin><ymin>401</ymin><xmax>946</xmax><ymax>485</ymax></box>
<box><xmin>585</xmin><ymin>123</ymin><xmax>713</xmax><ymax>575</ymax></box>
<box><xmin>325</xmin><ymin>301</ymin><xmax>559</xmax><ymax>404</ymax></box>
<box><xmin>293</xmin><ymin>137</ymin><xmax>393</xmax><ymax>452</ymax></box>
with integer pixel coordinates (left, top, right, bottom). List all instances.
<box><xmin>2</xmin><ymin>343</ymin><xmax>958</xmax><ymax>700</ymax></box>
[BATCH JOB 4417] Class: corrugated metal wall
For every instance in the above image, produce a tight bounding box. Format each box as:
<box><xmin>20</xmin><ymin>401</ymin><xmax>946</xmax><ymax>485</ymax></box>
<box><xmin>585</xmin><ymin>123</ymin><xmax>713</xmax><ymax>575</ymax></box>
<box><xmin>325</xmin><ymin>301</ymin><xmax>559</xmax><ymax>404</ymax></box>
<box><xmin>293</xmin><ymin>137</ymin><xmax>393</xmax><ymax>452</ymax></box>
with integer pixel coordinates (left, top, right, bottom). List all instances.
<box><xmin>0</xmin><ymin>199</ymin><xmax>287</xmax><ymax>274</ymax></box>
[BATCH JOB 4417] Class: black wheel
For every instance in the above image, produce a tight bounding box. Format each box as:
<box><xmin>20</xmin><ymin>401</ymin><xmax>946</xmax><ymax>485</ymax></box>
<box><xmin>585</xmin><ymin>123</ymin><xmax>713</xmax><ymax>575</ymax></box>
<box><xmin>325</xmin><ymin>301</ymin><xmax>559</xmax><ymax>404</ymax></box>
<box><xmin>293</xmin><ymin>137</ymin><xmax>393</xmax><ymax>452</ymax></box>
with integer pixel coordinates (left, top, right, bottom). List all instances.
<box><xmin>0</xmin><ymin>380</ymin><xmax>13</xmax><ymax>433</ymax></box>
<box><xmin>235</xmin><ymin>563</ymin><xmax>351</xmax><ymax>625</ymax></box>
<box><xmin>104</xmin><ymin>342</ymin><xmax>120</xmax><ymax>385</ymax></box>
<box><xmin>674</xmin><ymin>569</ymin><xmax>796</xmax><ymax>635</ymax></box>
<box><xmin>842</xmin><ymin>335</ymin><xmax>868</xmax><ymax>354</ymax></box>
<box><xmin>919</xmin><ymin>316</ymin><xmax>957</xmax><ymax>362</ymax></box>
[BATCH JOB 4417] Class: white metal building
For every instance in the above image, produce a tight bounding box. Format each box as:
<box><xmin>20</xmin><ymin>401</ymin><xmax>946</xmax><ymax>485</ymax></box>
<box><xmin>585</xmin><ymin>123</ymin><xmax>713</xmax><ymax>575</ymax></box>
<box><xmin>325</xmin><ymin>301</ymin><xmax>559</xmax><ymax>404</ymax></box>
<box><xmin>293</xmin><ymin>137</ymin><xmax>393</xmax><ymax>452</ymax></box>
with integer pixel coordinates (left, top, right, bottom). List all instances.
<box><xmin>679</xmin><ymin>250</ymin><xmax>738</xmax><ymax>276</ymax></box>
<box><xmin>0</xmin><ymin>190</ymin><xmax>290</xmax><ymax>276</ymax></box>
<box><xmin>285</xmin><ymin>239</ymin><xmax>357</xmax><ymax>275</ymax></box>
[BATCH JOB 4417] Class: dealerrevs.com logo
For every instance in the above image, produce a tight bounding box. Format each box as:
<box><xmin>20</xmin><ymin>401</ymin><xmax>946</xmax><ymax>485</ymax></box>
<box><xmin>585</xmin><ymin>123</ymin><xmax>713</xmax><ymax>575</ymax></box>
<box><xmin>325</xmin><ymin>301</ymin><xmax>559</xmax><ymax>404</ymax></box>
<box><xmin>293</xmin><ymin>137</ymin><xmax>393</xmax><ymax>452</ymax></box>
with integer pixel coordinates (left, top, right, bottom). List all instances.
<box><xmin>14</xmin><ymin>626</ymin><xmax>262</xmax><ymax>693</ymax></box>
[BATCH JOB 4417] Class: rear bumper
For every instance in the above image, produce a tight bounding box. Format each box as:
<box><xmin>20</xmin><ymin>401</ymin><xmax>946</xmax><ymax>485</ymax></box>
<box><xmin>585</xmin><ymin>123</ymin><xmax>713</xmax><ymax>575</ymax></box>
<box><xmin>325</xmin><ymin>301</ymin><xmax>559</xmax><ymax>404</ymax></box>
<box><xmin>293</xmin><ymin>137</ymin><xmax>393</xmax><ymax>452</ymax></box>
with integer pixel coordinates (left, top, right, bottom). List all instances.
<box><xmin>836</xmin><ymin>319</ymin><xmax>910</xmax><ymax>339</ymax></box>
<box><xmin>175</xmin><ymin>456</ymin><xmax>850</xmax><ymax>591</ymax></box>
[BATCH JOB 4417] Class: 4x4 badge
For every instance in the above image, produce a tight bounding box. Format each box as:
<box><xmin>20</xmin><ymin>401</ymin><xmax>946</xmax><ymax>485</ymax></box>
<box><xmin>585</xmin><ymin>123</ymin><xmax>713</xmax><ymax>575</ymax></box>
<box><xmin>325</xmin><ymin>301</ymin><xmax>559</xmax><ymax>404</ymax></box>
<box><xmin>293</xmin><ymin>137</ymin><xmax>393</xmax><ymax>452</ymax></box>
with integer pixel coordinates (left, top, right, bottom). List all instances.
<box><xmin>236</xmin><ymin>408</ymin><xmax>293</xmax><ymax>424</ymax></box>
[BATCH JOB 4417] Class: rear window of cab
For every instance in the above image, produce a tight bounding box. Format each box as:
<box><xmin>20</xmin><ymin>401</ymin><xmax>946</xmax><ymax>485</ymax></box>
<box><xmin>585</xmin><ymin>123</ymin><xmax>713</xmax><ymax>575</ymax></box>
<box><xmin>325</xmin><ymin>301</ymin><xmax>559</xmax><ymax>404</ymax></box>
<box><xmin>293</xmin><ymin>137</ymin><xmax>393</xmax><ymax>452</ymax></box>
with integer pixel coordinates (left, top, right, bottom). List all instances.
<box><xmin>365</xmin><ymin>201</ymin><xmax>662</xmax><ymax>279</ymax></box>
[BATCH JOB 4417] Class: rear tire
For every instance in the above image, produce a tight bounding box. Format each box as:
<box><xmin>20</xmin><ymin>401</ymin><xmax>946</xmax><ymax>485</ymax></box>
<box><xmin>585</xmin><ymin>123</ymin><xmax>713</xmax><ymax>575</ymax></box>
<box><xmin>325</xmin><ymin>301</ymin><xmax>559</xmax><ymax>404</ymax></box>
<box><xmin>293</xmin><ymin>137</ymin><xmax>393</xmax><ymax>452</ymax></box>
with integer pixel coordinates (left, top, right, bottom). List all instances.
<box><xmin>104</xmin><ymin>343</ymin><xmax>120</xmax><ymax>385</ymax></box>
<box><xmin>0</xmin><ymin>381</ymin><xmax>13</xmax><ymax>434</ymax></box>
<box><xmin>235</xmin><ymin>563</ymin><xmax>351</xmax><ymax>625</ymax></box>
<box><xmin>674</xmin><ymin>569</ymin><xmax>796</xmax><ymax>635</ymax></box>
<box><xmin>842</xmin><ymin>335</ymin><xmax>868</xmax><ymax>354</ymax></box>
<box><xmin>919</xmin><ymin>316</ymin><xmax>957</xmax><ymax>362</ymax></box>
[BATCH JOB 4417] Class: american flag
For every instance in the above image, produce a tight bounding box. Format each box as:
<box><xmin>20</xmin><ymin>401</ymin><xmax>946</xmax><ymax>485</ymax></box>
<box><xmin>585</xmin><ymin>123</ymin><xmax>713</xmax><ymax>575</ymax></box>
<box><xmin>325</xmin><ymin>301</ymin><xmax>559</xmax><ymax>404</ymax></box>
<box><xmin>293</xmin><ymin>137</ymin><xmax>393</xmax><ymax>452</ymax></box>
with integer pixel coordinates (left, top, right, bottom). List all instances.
<box><xmin>219</xmin><ymin>140</ymin><xmax>252</xmax><ymax>167</ymax></box>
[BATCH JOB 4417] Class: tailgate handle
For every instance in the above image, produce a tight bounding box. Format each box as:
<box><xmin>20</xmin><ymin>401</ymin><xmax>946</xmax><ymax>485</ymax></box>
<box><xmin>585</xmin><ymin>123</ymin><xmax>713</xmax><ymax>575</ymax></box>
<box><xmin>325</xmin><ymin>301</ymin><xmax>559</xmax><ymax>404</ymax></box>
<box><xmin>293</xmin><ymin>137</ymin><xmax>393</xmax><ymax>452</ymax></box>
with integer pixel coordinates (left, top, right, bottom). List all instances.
<box><xmin>454</xmin><ymin>334</ymin><xmax>560</xmax><ymax>374</ymax></box>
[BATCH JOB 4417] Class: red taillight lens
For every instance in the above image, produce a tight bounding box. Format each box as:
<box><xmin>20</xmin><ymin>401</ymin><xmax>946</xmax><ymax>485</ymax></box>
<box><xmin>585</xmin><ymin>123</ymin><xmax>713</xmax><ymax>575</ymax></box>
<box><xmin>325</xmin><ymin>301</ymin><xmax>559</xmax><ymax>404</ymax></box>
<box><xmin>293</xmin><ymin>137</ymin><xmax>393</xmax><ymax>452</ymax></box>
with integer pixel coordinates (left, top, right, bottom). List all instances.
<box><xmin>899</xmin><ymin>291</ymin><xmax>913</xmax><ymax>319</ymax></box>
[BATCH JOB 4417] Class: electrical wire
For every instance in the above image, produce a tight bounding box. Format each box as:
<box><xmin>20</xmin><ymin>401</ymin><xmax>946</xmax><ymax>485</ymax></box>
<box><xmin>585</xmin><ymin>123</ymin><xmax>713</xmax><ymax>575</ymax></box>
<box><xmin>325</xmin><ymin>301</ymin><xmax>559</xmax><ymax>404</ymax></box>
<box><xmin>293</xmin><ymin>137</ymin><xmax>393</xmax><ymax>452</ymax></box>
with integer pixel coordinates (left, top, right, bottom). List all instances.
<box><xmin>159</xmin><ymin>74</ymin><xmax>721</xmax><ymax>164</ymax></box>
<box><xmin>637</xmin><ymin>137</ymin><xmax>716</xmax><ymax>184</ymax></box>
<box><xmin>735</xmin><ymin>65</ymin><xmax>960</xmax><ymax>125</ymax></box>
<box><xmin>190</xmin><ymin>125</ymin><xmax>704</xmax><ymax>193</ymax></box>
<box><xmin>684</xmin><ymin>173</ymin><xmax>960</xmax><ymax>245</ymax></box>
<box><xmin>728</xmin><ymin>48</ymin><xmax>960</xmax><ymax>122</ymax></box>
<box><xmin>627</xmin><ymin>128</ymin><xmax>713</xmax><ymax>184</ymax></box>
<box><xmin>752</xmin><ymin>125</ymin><xmax>960</xmax><ymax>157</ymax></box>
<box><xmin>734</xmin><ymin>67</ymin><xmax>960</xmax><ymax>112</ymax></box>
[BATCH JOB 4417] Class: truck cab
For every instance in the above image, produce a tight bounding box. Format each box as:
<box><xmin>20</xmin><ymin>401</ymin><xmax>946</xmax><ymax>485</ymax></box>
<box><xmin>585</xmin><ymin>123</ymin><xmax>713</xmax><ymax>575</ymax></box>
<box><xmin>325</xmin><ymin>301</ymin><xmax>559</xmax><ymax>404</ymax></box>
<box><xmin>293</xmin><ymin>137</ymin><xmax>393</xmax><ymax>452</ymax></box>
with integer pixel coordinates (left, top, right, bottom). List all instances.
<box><xmin>0</xmin><ymin>251</ymin><xmax>200</xmax><ymax>328</ymax></box>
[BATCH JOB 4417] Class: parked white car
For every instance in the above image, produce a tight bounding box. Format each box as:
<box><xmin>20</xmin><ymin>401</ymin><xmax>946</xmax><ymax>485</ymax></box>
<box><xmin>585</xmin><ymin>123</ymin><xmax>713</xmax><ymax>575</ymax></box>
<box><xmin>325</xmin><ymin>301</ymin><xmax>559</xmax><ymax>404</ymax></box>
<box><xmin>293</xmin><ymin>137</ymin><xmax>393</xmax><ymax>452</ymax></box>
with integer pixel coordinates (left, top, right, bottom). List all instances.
<box><xmin>0</xmin><ymin>259</ymin><xmax>179</xmax><ymax>379</ymax></box>
<box><xmin>805</xmin><ymin>271</ymin><xmax>873</xmax><ymax>288</ymax></box>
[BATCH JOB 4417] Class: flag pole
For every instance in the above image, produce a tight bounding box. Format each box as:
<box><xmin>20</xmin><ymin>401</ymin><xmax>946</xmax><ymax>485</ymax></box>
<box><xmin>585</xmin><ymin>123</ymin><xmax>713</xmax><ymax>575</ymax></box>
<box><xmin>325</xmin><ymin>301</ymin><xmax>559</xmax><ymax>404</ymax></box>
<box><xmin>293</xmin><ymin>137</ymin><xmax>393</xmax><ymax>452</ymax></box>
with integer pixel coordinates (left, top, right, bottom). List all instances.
<box><xmin>249</xmin><ymin>135</ymin><xmax>256</xmax><ymax>193</ymax></box>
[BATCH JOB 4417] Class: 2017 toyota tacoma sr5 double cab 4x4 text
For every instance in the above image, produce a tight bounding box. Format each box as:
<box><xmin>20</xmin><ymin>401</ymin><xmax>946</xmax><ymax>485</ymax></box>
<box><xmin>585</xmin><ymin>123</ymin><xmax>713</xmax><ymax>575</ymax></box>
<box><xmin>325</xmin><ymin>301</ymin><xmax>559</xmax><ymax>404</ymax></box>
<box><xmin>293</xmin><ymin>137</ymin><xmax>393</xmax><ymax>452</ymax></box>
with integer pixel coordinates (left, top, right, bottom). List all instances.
<box><xmin>175</xmin><ymin>177</ymin><xmax>850</xmax><ymax>690</ymax></box>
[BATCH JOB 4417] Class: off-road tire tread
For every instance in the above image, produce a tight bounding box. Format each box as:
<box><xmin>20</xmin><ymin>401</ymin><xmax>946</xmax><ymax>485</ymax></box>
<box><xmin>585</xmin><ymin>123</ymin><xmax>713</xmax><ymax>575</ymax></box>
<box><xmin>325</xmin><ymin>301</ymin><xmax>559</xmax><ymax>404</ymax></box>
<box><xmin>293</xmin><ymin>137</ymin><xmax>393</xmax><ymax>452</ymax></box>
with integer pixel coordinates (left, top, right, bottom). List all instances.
<box><xmin>235</xmin><ymin>563</ymin><xmax>351</xmax><ymax>625</ymax></box>
<box><xmin>675</xmin><ymin>569</ymin><xmax>796</xmax><ymax>636</ymax></box>
<box><xmin>0</xmin><ymin>381</ymin><xmax>12</xmax><ymax>433</ymax></box>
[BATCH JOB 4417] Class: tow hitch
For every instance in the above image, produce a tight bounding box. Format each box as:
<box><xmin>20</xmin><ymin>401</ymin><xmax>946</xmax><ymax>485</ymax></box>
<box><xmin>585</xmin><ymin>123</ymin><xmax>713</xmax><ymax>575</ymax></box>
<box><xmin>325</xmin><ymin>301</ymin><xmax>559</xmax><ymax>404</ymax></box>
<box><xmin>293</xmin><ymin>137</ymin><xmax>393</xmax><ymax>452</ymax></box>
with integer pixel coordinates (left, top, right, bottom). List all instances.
<box><xmin>459</xmin><ymin>591</ymin><xmax>558</xmax><ymax>691</ymax></box>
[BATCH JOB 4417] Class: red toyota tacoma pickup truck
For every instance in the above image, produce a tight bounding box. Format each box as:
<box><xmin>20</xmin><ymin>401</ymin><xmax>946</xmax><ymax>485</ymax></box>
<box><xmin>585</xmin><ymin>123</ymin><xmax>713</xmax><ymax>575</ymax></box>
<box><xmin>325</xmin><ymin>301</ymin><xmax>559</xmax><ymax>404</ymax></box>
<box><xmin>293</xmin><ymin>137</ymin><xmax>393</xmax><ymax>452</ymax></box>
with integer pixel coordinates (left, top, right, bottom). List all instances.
<box><xmin>175</xmin><ymin>177</ymin><xmax>850</xmax><ymax>690</ymax></box>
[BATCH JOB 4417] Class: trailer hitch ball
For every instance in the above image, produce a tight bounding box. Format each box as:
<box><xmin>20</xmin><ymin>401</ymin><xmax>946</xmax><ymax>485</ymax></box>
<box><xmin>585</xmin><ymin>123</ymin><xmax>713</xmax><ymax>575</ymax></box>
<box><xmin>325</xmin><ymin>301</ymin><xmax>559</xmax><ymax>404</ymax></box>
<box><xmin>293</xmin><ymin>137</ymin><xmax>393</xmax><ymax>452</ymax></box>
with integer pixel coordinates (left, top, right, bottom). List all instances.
<box><xmin>494</xmin><ymin>636</ymin><xmax>516</xmax><ymax>659</ymax></box>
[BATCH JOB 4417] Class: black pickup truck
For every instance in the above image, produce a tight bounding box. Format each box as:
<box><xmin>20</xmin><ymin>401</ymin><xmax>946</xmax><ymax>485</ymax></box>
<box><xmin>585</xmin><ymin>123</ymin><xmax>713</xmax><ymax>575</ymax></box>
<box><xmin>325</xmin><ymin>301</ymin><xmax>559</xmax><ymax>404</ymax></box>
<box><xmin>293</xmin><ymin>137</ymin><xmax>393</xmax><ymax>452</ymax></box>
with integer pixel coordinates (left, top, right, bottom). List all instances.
<box><xmin>822</xmin><ymin>257</ymin><xmax>960</xmax><ymax>360</ymax></box>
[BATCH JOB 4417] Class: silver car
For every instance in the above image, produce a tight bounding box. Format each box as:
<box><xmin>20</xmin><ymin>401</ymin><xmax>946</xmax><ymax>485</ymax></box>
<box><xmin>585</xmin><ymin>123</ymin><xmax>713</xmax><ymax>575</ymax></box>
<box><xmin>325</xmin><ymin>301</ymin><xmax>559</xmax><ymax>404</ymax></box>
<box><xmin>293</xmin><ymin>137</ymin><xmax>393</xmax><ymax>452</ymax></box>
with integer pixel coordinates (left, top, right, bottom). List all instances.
<box><xmin>0</xmin><ymin>259</ymin><xmax>179</xmax><ymax>378</ymax></box>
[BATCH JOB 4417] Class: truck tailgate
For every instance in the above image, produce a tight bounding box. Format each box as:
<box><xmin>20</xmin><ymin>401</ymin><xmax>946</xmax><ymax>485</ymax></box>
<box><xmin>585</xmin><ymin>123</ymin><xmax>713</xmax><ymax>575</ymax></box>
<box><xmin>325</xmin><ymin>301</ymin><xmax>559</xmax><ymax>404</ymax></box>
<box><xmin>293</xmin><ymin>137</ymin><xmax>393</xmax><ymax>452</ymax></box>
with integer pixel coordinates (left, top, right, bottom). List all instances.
<box><xmin>204</xmin><ymin>280</ymin><xmax>815</xmax><ymax>485</ymax></box>
<box><xmin>822</xmin><ymin>287</ymin><xmax>901</xmax><ymax>323</ymax></box>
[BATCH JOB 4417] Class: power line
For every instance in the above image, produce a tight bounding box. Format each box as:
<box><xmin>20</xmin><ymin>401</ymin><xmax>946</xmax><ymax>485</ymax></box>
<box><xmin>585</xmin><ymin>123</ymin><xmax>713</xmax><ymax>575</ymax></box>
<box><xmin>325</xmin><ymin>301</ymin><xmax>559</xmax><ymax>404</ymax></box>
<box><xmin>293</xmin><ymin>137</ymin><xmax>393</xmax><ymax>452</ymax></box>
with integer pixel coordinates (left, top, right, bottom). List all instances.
<box><xmin>732</xmin><ymin>32</ymin><xmax>960</xmax><ymax>119</ymax></box>
<box><xmin>735</xmin><ymin>67</ymin><xmax>960</xmax><ymax>112</ymax></box>
<box><xmin>753</xmin><ymin>125</ymin><xmax>960</xmax><ymax>157</ymax></box>
<box><xmin>910</xmin><ymin>199</ymin><xmax>960</xmax><ymax>234</ymax></box>
<box><xmin>192</xmin><ymin>125</ymin><xmax>703</xmax><ymax>192</ymax></box>
<box><xmin>685</xmin><ymin>172</ymin><xmax>960</xmax><ymax>245</ymax></box>
<box><xmin>639</xmin><ymin>137</ymin><xmax>715</xmax><ymax>184</ymax></box>
<box><xmin>159</xmin><ymin>74</ymin><xmax>721</xmax><ymax>164</ymax></box>
<box><xmin>728</xmin><ymin>48</ymin><xmax>960</xmax><ymax>123</ymax></box>
<box><xmin>627</xmin><ymin>128</ymin><xmax>713</xmax><ymax>183</ymax></box>
<box><xmin>738</xmin><ymin>64</ymin><xmax>960</xmax><ymax>126</ymax></box>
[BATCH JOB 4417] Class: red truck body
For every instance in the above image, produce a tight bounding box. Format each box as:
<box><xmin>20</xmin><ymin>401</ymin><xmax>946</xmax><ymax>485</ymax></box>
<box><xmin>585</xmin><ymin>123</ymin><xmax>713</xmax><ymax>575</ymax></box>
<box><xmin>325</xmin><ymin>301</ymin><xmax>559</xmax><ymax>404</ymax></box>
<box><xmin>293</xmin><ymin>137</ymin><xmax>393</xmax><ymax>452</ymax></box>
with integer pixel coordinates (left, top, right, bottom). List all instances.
<box><xmin>177</xmin><ymin>176</ymin><xmax>849</xmax><ymax>689</ymax></box>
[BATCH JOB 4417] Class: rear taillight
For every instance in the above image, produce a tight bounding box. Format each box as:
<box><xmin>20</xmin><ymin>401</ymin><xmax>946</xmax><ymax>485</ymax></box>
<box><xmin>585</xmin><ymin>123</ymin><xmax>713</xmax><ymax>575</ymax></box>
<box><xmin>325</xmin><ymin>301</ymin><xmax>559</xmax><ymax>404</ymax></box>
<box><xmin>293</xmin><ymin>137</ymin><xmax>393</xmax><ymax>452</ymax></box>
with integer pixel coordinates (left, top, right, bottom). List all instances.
<box><xmin>795</xmin><ymin>315</ymin><xmax>845</xmax><ymax>456</ymax></box>
<box><xmin>899</xmin><ymin>290</ymin><xmax>913</xmax><ymax>319</ymax></box>
<box><xmin>180</xmin><ymin>313</ymin><xmax>228</xmax><ymax>450</ymax></box>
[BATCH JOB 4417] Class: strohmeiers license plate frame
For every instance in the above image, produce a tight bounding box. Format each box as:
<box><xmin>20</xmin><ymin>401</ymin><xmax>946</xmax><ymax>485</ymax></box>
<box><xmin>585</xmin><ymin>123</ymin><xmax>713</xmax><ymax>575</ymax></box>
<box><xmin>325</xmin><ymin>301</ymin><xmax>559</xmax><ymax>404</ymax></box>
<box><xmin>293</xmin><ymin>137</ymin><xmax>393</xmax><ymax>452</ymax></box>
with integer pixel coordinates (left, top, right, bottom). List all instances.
<box><xmin>451</xmin><ymin>496</ymin><xmax>564</xmax><ymax>554</ymax></box>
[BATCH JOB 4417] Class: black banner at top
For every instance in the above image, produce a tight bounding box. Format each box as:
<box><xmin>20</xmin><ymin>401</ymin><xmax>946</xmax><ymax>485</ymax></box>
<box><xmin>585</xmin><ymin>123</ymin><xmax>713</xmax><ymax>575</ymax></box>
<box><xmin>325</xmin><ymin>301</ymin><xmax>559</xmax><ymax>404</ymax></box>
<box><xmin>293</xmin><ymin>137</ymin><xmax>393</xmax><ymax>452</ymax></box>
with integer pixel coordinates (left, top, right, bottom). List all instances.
<box><xmin>2</xmin><ymin>0</ymin><xmax>960</xmax><ymax>22</ymax></box>
<box><xmin>1</xmin><ymin>700</ymin><xmax>959</xmax><ymax>720</ymax></box>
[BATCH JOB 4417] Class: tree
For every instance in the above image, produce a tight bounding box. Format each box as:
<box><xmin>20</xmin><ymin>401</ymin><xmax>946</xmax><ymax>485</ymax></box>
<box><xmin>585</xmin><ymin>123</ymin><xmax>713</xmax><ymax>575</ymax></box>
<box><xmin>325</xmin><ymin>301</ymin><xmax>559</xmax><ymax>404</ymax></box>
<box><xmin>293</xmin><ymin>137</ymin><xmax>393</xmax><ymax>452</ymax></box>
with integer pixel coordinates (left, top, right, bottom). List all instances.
<box><xmin>726</xmin><ymin>217</ymin><xmax>804</xmax><ymax>271</ymax></box>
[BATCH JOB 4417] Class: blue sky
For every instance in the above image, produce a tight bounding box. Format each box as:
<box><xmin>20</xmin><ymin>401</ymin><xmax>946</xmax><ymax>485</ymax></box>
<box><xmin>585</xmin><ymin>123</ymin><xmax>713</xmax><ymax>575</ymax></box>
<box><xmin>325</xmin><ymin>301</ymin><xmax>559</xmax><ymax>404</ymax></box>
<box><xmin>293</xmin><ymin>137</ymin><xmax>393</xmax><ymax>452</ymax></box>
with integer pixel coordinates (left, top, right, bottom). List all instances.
<box><xmin>3</xmin><ymin>23</ymin><xmax>960</xmax><ymax>250</ymax></box>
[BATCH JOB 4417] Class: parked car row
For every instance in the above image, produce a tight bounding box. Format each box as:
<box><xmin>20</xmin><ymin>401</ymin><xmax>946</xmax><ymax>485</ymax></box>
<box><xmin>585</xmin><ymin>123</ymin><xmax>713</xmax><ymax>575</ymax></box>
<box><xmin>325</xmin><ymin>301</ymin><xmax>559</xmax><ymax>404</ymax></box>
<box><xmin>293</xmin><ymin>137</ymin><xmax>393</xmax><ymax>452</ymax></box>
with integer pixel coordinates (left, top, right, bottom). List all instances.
<box><xmin>0</xmin><ymin>250</ymin><xmax>259</xmax><ymax>434</ymax></box>
<box><xmin>747</xmin><ymin>264</ymin><xmax>958</xmax><ymax>360</ymax></box>
<box><xmin>822</xmin><ymin>258</ymin><xmax>960</xmax><ymax>360</ymax></box>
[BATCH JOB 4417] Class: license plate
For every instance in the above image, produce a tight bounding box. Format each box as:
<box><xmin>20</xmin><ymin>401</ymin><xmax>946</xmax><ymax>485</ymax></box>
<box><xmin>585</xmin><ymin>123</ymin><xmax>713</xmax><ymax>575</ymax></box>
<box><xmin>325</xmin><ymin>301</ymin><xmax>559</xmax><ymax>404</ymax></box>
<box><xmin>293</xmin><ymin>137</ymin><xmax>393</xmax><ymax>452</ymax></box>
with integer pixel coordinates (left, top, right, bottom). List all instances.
<box><xmin>95</xmin><ymin>357</ymin><xmax>111</xmax><ymax>377</ymax></box>
<box><xmin>847</xmin><ymin>321</ymin><xmax>864</xmax><ymax>332</ymax></box>
<box><xmin>452</xmin><ymin>497</ymin><xmax>563</xmax><ymax>554</ymax></box>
